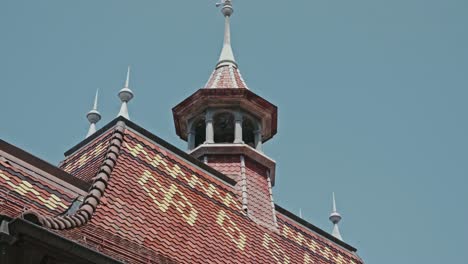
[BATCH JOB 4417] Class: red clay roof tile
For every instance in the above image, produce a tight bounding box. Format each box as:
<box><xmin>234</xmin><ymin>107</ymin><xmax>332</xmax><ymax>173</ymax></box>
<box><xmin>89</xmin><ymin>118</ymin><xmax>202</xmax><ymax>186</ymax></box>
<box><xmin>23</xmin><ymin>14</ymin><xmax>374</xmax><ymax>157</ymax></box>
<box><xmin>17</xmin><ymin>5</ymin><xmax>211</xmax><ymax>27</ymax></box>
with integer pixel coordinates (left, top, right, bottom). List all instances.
<box><xmin>0</xmin><ymin>120</ymin><xmax>363</xmax><ymax>264</ymax></box>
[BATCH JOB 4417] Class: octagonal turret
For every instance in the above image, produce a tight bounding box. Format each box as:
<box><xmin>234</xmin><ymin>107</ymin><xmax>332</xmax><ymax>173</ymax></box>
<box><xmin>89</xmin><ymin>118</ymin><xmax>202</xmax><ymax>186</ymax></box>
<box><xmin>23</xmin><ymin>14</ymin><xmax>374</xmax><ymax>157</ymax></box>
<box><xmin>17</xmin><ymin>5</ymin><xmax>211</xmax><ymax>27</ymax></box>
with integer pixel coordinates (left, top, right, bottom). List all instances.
<box><xmin>172</xmin><ymin>88</ymin><xmax>277</xmax><ymax>151</ymax></box>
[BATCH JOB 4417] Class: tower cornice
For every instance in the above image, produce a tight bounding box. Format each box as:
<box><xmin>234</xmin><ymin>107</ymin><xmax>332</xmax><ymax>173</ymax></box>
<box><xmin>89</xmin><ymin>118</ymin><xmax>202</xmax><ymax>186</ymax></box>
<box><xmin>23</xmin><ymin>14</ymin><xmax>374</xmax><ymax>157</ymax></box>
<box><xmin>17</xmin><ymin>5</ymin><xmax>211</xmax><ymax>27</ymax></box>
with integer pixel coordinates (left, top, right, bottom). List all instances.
<box><xmin>172</xmin><ymin>88</ymin><xmax>277</xmax><ymax>143</ymax></box>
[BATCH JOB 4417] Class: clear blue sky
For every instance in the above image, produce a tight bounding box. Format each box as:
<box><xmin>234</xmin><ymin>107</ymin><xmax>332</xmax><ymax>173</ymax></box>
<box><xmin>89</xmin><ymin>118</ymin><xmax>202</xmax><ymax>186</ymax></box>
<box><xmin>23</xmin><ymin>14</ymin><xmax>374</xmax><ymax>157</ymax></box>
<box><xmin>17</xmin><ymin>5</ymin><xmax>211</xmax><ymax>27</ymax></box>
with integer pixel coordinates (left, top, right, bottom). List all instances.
<box><xmin>2</xmin><ymin>0</ymin><xmax>467</xmax><ymax>263</ymax></box>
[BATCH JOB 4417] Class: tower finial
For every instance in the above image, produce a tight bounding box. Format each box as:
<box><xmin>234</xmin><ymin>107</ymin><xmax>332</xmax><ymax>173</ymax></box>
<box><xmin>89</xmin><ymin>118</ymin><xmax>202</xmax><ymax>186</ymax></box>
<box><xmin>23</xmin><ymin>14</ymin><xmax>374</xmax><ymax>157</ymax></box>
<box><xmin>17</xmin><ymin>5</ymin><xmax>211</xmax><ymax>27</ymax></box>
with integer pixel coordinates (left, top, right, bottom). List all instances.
<box><xmin>216</xmin><ymin>0</ymin><xmax>237</xmax><ymax>68</ymax></box>
<box><xmin>332</xmin><ymin>192</ymin><xmax>337</xmax><ymax>212</ymax></box>
<box><xmin>329</xmin><ymin>192</ymin><xmax>343</xmax><ymax>241</ymax></box>
<box><xmin>86</xmin><ymin>89</ymin><xmax>101</xmax><ymax>138</ymax></box>
<box><xmin>124</xmin><ymin>65</ymin><xmax>130</xmax><ymax>88</ymax></box>
<box><xmin>92</xmin><ymin>88</ymin><xmax>99</xmax><ymax>110</ymax></box>
<box><xmin>117</xmin><ymin>66</ymin><xmax>134</xmax><ymax>120</ymax></box>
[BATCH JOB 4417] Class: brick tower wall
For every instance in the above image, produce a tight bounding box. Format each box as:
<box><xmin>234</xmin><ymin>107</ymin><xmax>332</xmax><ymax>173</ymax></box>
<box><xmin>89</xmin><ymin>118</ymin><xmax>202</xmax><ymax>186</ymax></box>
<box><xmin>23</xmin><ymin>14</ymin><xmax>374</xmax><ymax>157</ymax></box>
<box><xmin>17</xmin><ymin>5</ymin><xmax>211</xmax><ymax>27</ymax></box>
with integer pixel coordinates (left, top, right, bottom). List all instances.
<box><xmin>205</xmin><ymin>154</ymin><xmax>277</xmax><ymax>230</ymax></box>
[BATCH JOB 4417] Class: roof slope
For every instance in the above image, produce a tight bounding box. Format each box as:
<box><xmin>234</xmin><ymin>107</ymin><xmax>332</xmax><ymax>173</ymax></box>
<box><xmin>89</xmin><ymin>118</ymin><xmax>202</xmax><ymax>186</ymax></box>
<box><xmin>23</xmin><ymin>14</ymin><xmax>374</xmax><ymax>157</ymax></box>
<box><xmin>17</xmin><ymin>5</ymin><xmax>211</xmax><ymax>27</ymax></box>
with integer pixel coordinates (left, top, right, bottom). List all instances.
<box><xmin>60</xmin><ymin>129</ymin><xmax>114</xmax><ymax>183</ymax></box>
<box><xmin>204</xmin><ymin>65</ymin><xmax>249</xmax><ymax>89</ymax></box>
<box><xmin>0</xmin><ymin>118</ymin><xmax>363</xmax><ymax>264</ymax></box>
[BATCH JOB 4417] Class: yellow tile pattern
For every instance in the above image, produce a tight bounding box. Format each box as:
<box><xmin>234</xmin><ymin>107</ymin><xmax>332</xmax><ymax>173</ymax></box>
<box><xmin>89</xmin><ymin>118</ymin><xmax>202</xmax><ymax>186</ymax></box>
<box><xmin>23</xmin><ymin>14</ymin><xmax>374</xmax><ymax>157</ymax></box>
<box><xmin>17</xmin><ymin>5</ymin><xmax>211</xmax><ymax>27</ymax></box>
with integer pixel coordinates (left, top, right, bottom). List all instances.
<box><xmin>0</xmin><ymin>172</ymin><xmax>67</xmax><ymax>211</ymax></box>
<box><xmin>138</xmin><ymin>170</ymin><xmax>198</xmax><ymax>226</ymax></box>
<box><xmin>63</xmin><ymin>141</ymin><xmax>106</xmax><ymax>171</ymax></box>
<box><xmin>125</xmin><ymin>140</ymin><xmax>360</xmax><ymax>264</ymax></box>
<box><xmin>216</xmin><ymin>209</ymin><xmax>247</xmax><ymax>250</ymax></box>
<box><xmin>126</xmin><ymin>142</ymin><xmax>242</xmax><ymax>211</ymax></box>
<box><xmin>262</xmin><ymin>233</ymin><xmax>291</xmax><ymax>264</ymax></box>
<box><xmin>280</xmin><ymin>221</ymin><xmax>353</xmax><ymax>263</ymax></box>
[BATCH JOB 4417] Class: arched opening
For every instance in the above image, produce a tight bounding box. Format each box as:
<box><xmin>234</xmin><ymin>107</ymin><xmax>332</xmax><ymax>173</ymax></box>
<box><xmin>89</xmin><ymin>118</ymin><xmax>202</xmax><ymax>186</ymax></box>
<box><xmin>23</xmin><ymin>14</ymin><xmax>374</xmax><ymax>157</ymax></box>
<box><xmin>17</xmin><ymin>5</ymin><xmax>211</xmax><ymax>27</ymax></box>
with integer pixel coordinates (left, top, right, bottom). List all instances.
<box><xmin>213</xmin><ymin>112</ymin><xmax>235</xmax><ymax>143</ymax></box>
<box><xmin>194</xmin><ymin>118</ymin><xmax>206</xmax><ymax>148</ymax></box>
<box><xmin>242</xmin><ymin>117</ymin><xmax>256</xmax><ymax>147</ymax></box>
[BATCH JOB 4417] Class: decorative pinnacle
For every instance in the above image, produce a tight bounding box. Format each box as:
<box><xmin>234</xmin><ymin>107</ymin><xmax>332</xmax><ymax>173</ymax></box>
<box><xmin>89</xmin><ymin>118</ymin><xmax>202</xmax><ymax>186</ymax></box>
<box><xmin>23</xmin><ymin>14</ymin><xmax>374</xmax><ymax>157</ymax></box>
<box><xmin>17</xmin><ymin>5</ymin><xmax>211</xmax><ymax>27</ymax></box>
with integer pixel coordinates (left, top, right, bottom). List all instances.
<box><xmin>117</xmin><ymin>66</ymin><xmax>134</xmax><ymax>120</ymax></box>
<box><xmin>124</xmin><ymin>65</ymin><xmax>130</xmax><ymax>89</ymax></box>
<box><xmin>216</xmin><ymin>0</ymin><xmax>233</xmax><ymax>16</ymax></box>
<box><xmin>329</xmin><ymin>192</ymin><xmax>343</xmax><ymax>241</ymax></box>
<box><xmin>86</xmin><ymin>89</ymin><xmax>101</xmax><ymax>138</ymax></box>
<box><xmin>92</xmin><ymin>89</ymin><xmax>99</xmax><ymax>110</ymax></box>
<box><xmin>216</xmin><ymin>0</ymin><xmax>237</xmax><ymax>68</ymax></box>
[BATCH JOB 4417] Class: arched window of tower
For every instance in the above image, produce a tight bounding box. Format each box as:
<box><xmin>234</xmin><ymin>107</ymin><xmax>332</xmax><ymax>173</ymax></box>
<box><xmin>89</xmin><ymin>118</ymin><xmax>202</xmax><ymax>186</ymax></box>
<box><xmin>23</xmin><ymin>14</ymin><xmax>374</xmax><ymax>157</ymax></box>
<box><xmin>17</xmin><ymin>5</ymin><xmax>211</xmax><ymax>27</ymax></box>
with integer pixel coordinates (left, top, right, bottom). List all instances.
<box><xmin>193</xmin><ymin>117</ymin><xmax>206</xmax><ymax>148</ymax></box>
<box><xmin>242</xmin><ymin>117</ymin><xmax>256</xmax><ymax>147</ymax></box>
<box><xmin>213</xmin><ymin>112</ymin><xmax>235</xmax><ymax>143</ymax></box>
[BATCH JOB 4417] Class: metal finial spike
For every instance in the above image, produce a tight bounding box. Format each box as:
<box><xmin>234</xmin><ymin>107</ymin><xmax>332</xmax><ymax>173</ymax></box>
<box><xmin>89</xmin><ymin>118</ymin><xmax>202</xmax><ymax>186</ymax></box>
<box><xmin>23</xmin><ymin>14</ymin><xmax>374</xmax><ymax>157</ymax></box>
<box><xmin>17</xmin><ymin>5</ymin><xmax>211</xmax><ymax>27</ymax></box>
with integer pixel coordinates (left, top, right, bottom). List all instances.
<box><xmin>93</xmin><ymin>89</ymin><xmax>99</xmax><ymax>110</ymax></box>
<box><xmin>329</xmin><ymin>192</ymin><xmax>343</xmax><ymax>241</ymax></box>
<box><xmin>118</xmin><ymin>101</ymin><xmax>130</xmax><ymax>120</ymax></box>
<box><xmin>216</xmin><ymin>0</ymin><xmax>237</xmax><ymax>68</ymax></box>
<box><xmin>332</xmin><ymin>222</ymin><xmax>343</xmax><ymax>241</ymax></box>
<box><xmin>118</xmin><ymin>66</ymin><xmax>134</xmax><ymax>120</ymax></box>
<box><xmin>124</xmin><ymin>66</ymin><xmax>130</xmax><ymax>88</ymax></box>
<box><xmin>332</xmin><ymin>192</ymin><xmax>337</xmax><ymax>212</ymax></box>
<box><xmin>299</xmin><ymin>208</ymin><xmax>303</xmax><ymax>218</ymax></box>
<box><xmin>86</xmin><ymin>89</ymin><xmax>102</xmax><ymax>138</ymax></box>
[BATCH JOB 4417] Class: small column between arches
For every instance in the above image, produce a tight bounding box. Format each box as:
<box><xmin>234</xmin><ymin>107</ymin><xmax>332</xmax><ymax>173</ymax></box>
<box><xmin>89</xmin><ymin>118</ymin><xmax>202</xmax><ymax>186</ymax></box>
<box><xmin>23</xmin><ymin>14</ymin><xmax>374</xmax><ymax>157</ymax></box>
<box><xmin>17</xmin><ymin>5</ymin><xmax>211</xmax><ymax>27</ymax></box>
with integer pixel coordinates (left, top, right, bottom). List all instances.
<box><xmin>234</xmin><ymin>110</ymin><xmax>244</xmax><ymax>144</ymax></box>
<box><xmin>205</xmin><ymin>109</ymin><xmax>215</xmax><ymax>144</ymax></box>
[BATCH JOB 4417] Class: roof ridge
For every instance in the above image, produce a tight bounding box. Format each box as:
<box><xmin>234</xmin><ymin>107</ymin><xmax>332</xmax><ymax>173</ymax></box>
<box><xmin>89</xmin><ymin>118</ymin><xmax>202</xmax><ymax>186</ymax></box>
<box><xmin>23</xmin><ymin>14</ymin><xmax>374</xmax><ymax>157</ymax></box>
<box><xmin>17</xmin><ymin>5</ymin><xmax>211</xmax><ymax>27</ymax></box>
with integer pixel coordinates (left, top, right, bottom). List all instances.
<box><xmin>21</xmin><ymin>121</ymin><xmax>126</xmax><ymax>230</ymax></box>
<box><xmin>275</xmin><ymin>204</ymin><xmax>358</xmax><ymax>253</ymax></box>
<box><xmin>65</xmin><ymin>117</ymin><xmax>127</xmax><ymax>157</ymax></box>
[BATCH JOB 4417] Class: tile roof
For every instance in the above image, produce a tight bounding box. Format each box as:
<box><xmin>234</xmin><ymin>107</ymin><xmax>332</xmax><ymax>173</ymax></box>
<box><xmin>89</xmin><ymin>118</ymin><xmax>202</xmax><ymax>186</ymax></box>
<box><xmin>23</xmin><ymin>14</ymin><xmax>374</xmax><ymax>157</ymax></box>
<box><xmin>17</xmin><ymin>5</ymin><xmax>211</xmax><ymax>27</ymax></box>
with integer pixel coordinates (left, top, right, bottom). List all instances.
<box><xmin>0</xmin><ymin>159</ymin><xmax>75</xmax><ymax>216</ymax></box>
<box><xmin>204</xmin><ymin>65</ymin><xmax>249</xmax><ymax>89</ymax></box>
<box><xmin>60</xmin><ymin>130</ymin><xmax>114</xmax><ymax>183</ymax></box>
<box><xmin>22</xmin><ymin>121</ymin><xmax>125</xmax><ymax>230</ymax></box>
<box><xmin>0</xmin><ymin>118</ymin><xmax>363</xmax><ymax>264</ymax></box>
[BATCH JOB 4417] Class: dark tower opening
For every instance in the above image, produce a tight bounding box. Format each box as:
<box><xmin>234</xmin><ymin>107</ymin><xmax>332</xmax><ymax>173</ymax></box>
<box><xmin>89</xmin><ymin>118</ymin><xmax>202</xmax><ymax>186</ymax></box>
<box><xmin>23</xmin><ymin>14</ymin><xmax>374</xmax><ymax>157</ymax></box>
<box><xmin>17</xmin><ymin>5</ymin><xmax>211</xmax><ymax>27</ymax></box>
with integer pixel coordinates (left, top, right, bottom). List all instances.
<box><xmin>194</xmin><ymin>118</ymin><xmax>206</xmax><ymax>148</ymax></box>
<box><xmin>242</xmin><ymin>117</ymin><xmax>256</xmax><ymax>147</ymax></box>
<box><xmin>214</xmin><ymin>112</ymin><xmax>235</xmax><ymax>143</ymax></box>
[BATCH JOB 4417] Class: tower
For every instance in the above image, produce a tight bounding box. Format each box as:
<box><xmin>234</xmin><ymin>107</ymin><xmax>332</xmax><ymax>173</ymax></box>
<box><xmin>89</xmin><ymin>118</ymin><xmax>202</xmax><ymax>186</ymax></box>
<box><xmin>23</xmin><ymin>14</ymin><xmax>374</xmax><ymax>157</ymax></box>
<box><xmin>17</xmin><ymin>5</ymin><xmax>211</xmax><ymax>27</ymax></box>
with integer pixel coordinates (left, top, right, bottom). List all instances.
<box><xmin>172</xmin><ymin>0</ymin><xmax>278</xmax><ymax>229</ymax></box>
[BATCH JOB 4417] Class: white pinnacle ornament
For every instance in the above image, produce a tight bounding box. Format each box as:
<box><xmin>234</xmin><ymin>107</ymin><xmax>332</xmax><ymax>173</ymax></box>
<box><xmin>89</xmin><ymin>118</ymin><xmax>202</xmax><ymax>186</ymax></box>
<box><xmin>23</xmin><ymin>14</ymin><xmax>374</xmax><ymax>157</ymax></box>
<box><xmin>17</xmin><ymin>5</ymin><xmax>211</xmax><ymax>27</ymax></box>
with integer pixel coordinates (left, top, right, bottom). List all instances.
<box><xmin>86</xmin><ymin>89</ymin><xmax>101</xmax><ymax>138</ymax></box>
<box><xmin>117</xmin><ymin>66</ymin><xmax>134</xmax><ymax>120</ymax></box>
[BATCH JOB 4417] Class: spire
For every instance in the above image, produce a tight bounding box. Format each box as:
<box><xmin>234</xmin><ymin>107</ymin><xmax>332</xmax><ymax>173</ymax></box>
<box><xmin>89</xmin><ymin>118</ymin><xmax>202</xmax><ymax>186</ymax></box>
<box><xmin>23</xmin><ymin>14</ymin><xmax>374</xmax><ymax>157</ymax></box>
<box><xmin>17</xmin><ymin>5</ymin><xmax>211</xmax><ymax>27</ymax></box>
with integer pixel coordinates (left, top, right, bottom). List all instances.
<box><xmin>329</xmin><ymin>192</ymin><xmax>343</xmax><ymax>241</ymax></box>
<box><xmin>117</xmin><ymin>66</ymin><xmax>134</xmax><ymax>120</ymax></box>
<box><xmin>204</xmin><ymin>1</ymin><xmax>249</xmax><ymax>89</ymax></box>
<box><xmin>86</xmin><ymin>89</ymin><xmax>101</xmax><ymax>138</ymax></box>
<box><xmin>216</xmin><ymin>0</ymin><xmax>237</xmax><ymax>68</ymax></box>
